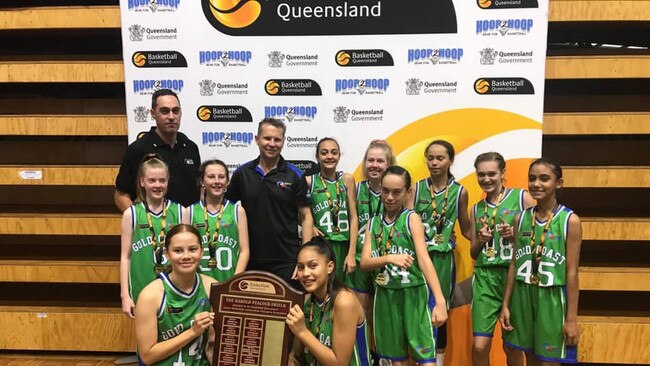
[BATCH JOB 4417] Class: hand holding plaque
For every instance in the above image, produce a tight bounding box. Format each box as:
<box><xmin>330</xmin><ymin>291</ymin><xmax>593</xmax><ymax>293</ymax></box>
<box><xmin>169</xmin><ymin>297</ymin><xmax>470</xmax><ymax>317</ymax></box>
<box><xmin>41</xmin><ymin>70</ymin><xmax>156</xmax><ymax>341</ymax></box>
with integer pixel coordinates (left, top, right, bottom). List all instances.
<box><xmin>210</xmin><ymin>271</ymin><xmax>304</xmax><ymax>366</ymax></box>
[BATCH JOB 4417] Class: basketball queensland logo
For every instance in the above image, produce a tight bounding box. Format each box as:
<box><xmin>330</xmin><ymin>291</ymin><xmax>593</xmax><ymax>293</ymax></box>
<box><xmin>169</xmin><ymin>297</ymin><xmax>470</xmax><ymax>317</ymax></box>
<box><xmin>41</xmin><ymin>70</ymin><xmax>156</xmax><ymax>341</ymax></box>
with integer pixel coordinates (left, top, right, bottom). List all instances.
<box><xmin>474</xmin><ymin>78</ymin><xmax>534</xmax><ymax>95</ymax></box>
<box><xmin>477</xmin><ymin>0</ymin><xmax>538</xmax><ymax>9</ymax></box>
<box><xmin>202</xmin><ymin>0</ymin><xmax>457</xmax><ymax>35</ymax></box>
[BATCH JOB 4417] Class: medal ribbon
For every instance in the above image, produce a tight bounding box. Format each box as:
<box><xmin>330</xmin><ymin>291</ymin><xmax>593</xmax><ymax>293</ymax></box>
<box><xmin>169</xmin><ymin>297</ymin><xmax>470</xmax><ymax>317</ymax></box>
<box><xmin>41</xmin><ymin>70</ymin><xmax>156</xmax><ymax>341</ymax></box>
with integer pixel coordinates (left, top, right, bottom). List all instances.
<box><xmin>529</xmin><ymin>205</ymin><xmax>557</xmax><ymax>276</ymax></box>
<box><xmin>429</xmin><ymin>179</ymin><xmax>450</xmax><ymax>233</ymax></box>
<box><xmin>145</xmin><ymin>200</ymin><xmax>167</xmax><ymax>270</ymax></box>
<box><xmin>320</xmin><ymin>173</ymin><xmax>342</xmax><ymax>232</ymax></box>
<box><xmin>203</xmin><ymin>194</ymin><xmax>224</xmax><ymax>266</ymax></box>
<box><xmin>308</xmin><ymin>294</ymin><xmax>331</xmax><ymax>338</ymax></box>
<box><xmin>366</xmin><ymin>182</ymin><xmax>382</xmax><ymax>219</ymax></box>
<box><xmin>482</xmin><ymin>188</ymin><xmax>505</xmax><ymax>251</ymax></box>
<box><xmin>377</xmin><ymin>214</ymin><xmax>397</xmax><ymax>272</ymax></box>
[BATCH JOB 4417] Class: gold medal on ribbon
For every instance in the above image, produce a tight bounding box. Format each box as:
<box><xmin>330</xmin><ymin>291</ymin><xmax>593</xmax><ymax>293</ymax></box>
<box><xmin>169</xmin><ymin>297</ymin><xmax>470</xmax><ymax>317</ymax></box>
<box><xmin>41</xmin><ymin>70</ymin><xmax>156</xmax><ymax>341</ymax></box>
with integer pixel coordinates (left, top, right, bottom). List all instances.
<box><xmin>434</xmin><ymin>233</ymin><xmax>444</xmax><ymax>244</ymax></box>
<box><xmin>529</xmin><ymin>273</ymin><xmax>540</xmax><ymax>285</ymax></box>
<box><xmin>485</xmin><ymin>247</ymin><xmax>497</xmax><ymax>258</ymax></box>
<box><xmin>332</xmin><ymin>226</ymin><xmax>341</xmax><ymax>234</ymax></box>
<box><xmin>154</xmin><ymin>263</ymin><xmax>166</xmax><ymax>274</ymax></box>
<box><xmin>207</xmin><ymin>257</ymin><xmax>217</xmax><ymax>268</ymax></box>
<box><xmin>375</xmin><ymin>272</ymin><xmax>389</xmax><ymax>286</ymax></box>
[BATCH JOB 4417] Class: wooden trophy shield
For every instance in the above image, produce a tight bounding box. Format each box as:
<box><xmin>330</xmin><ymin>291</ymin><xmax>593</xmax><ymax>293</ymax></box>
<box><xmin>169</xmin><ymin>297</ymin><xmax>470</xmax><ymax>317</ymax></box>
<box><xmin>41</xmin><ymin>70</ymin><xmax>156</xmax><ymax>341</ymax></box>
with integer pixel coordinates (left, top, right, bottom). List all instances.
<box><xmin>210</xmin><ymin>271</ymin><xmax>304</xmax><ymax>366</ymax></box>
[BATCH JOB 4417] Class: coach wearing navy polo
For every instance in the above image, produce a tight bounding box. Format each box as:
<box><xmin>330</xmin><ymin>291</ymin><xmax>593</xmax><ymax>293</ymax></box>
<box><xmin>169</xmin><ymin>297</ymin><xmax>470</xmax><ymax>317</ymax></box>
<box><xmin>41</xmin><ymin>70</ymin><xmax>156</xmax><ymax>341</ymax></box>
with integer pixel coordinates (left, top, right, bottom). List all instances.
<box><xmin>114</xmin><ymin>89</ymin><xmax>200</xmax><ymax>212</ymax></box>
<box><xmin>226</xmin><ymin>118</ymin><xmax>314</xmax><ymax>286</ymax></box>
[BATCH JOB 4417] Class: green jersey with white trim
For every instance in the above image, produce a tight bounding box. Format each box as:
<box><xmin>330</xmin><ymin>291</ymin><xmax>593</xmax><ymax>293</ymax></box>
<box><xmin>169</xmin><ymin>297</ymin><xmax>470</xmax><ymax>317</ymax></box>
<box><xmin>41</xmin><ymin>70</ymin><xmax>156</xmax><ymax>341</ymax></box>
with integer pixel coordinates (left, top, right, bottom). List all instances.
<box><xmin>310</xmin><ymin>172</ymin><xmax>350</xmax><ymax>242</ymax></box>
<box><xmin>189</xmin><ymin>200</ymin><xmax>240</xmax><ymax>282</ymax></box>
<box><xmin>369</xmin><ymin>209</ymin><xmax>425</xmax><ymax>289</ymax></box>
<box><xmin>413</xmin><ymin>178</ymin><xmax>463</xmax><ymax>253</ymax></box>
<box><xmin>129</xmin><ymin>200</ymin><xmax>182</xmax><ymax>304</ymax></box>
<box><xmin>474</xmin><ymin>188</ymin><xmax>525</xmax><ymax>267</ymax></box>
<box><xmin>514</xmin><ymin>205</ymin><xmax>573</xmax><ymax>287</ymax></box>
<box><xmin>303</xmin><ymin>294</ymin><xmax>372</xmax><ymax>366</ymax></box>
<box><xmin>156</xmin><ymin>272</ymin><xmax>211</xmax><ymax>366</ymax></box>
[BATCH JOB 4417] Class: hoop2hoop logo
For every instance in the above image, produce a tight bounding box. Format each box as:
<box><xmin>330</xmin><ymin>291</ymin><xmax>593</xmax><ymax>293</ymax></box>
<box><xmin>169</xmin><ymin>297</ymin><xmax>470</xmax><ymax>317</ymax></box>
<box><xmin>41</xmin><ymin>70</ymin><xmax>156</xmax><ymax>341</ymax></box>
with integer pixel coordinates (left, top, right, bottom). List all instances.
<box><xmin>202</xmin><ymin>0</ymin><xmax>457</xmax><ymax>36</ymax></box>
<box><xmin>206</xmin><ymin>0</ymin><xmax>262</xmax><ymax>28</ymax></box>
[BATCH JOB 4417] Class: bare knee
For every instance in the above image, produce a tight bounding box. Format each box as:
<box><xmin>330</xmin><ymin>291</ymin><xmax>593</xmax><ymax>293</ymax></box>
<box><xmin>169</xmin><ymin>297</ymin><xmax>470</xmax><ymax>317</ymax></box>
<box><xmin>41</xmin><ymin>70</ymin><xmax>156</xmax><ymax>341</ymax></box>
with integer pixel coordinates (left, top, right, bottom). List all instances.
<box><xmin>473</xmin><ymin>337</ymin><xmax>492</xmax><ymax>355</ymax></box>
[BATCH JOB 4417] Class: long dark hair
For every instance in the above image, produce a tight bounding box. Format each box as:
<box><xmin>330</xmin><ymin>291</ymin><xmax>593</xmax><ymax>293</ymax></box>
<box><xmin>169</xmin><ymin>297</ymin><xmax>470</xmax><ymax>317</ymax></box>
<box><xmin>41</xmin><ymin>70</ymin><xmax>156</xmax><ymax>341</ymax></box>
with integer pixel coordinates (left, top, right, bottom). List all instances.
<box><xmin>299</xmin><ymin>236</ymin><xmax>346</xmax><ymax>305</ymax></box>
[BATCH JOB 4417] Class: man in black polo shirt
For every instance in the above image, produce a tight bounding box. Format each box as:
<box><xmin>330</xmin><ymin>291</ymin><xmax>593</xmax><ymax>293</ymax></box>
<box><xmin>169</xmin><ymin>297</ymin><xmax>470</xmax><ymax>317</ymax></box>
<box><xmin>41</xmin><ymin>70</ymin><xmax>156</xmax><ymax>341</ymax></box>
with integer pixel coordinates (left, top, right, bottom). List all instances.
<box><xmin>114</xmin><ymin>89</ymin><xmax>200</xmax><ymax>212</ymax></box>
<box><xmin>226</xmin><ymin>118</ymin><xmax>314</xmax><ymax>286</ymax></box>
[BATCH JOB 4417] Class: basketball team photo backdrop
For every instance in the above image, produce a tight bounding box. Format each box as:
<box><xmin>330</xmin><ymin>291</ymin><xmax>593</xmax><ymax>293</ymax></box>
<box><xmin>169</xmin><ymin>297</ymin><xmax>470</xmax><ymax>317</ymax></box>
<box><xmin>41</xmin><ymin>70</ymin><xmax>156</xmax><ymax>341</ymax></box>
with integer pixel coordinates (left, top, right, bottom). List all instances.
<box><xmin>120</xmin><ymin>0</ymin><xmax>549</xmax><ymax>364</ymax></box>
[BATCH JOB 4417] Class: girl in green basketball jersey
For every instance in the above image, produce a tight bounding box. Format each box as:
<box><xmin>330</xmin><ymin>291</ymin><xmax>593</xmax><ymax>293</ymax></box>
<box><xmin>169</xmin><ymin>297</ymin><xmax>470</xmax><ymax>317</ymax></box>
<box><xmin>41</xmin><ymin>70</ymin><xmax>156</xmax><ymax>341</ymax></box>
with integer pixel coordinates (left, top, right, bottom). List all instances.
<box><xmin>286</xmin><ymin>237</ymin><xmax>372</xmax><ymax>366</ymax></box>
<box><xmin>361</xmin><ymin>166</ymin><xmax>447</xmax><ymax>366</ymax></box>
<box><xmin>120</xmin><ymin>155</ymin><xmax>183</xmax><ymax>318</ymax></box>
<box><xmin>500</xmin><ymin>159</ymin><xmax>582</xmax><ymax>365</ymax></box>
<box><xmin>306</xmin><ymin>138</ymin><xmax>359</xmax><ymax>284</ymax></box>
<box><xmin>469</xmin><ymin>152</ymin><xmax>534</xmax><ymax>366</ymax></box>
<box><xmin>136</xmin><ymin>224</ymin><xmax>216</xmax><ymax>366</ymax></box>
<box><xmin>186</xmin><ymin>159</ymin><xmax>250</xmax><ymax>282</ymax></box>
<box><xmin>411</xmin><ymin>140</ymin><xmax>472</xmax><ymax>366</ymax></box>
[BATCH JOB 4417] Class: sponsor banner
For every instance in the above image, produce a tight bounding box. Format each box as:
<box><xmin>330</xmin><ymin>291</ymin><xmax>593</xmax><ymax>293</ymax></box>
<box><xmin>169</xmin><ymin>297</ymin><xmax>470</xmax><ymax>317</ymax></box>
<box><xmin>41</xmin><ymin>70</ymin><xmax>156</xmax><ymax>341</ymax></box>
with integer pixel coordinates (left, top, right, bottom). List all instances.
<box><xmin>132</xmin><ymin>51</ymin><xmax>187</xmax><ymax>68</ymax></box>
<box><xmin>335</xmin><ymin>49</ymin><xmax>394</xmax><ymax>66</ymax></box>
<box><xmin>474</xmin><ymin>77</ymin><xmax>535</xmax><ymax>95</ymax></box>
<box><xmin>120</xmin><ymin>0</ymin><xmax>548</xmax><ymax>362</ymax></box>
<box><xmin>265</xmin><ymin>79</ymin><xmax>322</xmax><ymax>96</ymax></box>
<box><xmin>197</xmin><ymin>105</ymin><xmax>253</xmax><ymax>122</ymax></box>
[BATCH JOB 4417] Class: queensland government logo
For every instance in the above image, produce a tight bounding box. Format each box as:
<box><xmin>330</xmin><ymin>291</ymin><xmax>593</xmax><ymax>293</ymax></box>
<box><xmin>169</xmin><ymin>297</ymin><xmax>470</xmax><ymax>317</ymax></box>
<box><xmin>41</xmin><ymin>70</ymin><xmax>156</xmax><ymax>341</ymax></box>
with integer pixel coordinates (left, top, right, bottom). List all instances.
<box><xmin>408</xmin><ymin>48</ymin><xmax>463</xmax><ymax>65</ymax></box>
<box><xmin>286</xmin><ymin>136</ymin><xmax>318</xmax><ymax>149</ymax></box>
<box><xmin>197</xmin><ymin>105</ymin><xmax>253</xmax><ymax>122</ymax></box>
<box><xmin>199</xmin><ymin>50</ymin><xmax>252</xmax><ymax>67</ymax></box>
<box><xmin>264</xmin><ymin>105</ymin><xmax>317</xmax><ymax>122</ymax></box>
<box><xmin>199</xmin><ymin>79</ymin><xmax>216</xmax><ymax>96</ymax></box>
<box><xmin>480</xmin><ymin>48</ymin><xmax>533</xmax><ymax>65</ymax></box>
<box><xmin>333</xmin><ymin>106</ymin><xmax>383</xmax><ymax>122</ymax></box>
<box><xmin>214</xmin><ymin>82</ymin><xmax>248</xmax><ymax>95</ymax></box>
<box><xmin>268</xmin><ymin>51</ymin><xmax>318</xmax><ymax>67</ymax></box>
<box><xmin>128</xmin><ymin>0</ymin><xmax>180</xmax><ymax>12</ymax></box>
<box><xmin>406</xmin><ymin>78</ymin><xmax>457</xmax><ymax>95</ymax></box>
<box><xmin>335</xmin><ymin>49</ymin><xmax>393</xmax><ymax>66</ymax></box>
<box><xmin>476</xmin><ymin>19</ymin><xmax>533</xmax><ymax>36</ymax></box>
<box><xmin>265</xmin><ymin>79</ymin><xmax>322</xmax><ymax>96</ymax></box>
<box><xmin>133</xmin><ymin>106</ymin><xmax>151</xmax><ymax>123</ymax></box>
<box><xmin>335</xmin><ymin>78</ymin><xmax>389</xmax><ymax>95</ymax></box>
<box><xmin>133</xmin><ymin>79</ymin><xmax>184</xmax><ymax>95</ymax></box>
<box><xmin>202</xmin><ymin>131</ymin><xmax>254</xmax><ymax>148</ymax></box>
<box><xmin>478</xmin><ymin>0</ymin><xmax>538</xmax><ymax>9</ymax></box>
<box><xmin>128</xmin><ymin>24</ymin><xmax>178</xmax><ymax>41</ymax></box>
<box><xmin>474</xmin><ymin>78</ymin><xmax>534</xmax><ymax>95</ymax></box>
<box><xmin>201</xmin><ymin>0</ymin><xmax>457</xmax><ymax>36</ymax></box>
<box><xmin>132</xmin><ymin>51</ymin><xmax>188</xmax><ymax>68</ymax></box>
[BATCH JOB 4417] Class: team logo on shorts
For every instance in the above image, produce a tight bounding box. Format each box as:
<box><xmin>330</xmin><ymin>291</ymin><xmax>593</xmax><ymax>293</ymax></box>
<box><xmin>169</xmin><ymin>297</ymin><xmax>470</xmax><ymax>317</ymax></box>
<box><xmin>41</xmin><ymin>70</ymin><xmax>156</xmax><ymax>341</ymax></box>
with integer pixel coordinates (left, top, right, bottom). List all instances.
<box><xmin>379</xmin><ymin>358</ymin><xmax>393</xmax><ymax>366</ymax></box>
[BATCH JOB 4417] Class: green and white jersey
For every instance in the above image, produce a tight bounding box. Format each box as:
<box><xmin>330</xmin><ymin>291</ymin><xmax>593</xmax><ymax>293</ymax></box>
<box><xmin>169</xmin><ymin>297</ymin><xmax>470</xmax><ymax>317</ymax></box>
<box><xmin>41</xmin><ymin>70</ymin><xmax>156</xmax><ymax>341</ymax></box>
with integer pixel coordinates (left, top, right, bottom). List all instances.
<box><xmin>310</xmin><ymin>172</ymin><xmax>350</xmax><ymax>242</ymax></box>
<box><xmin>413</xmin><ymin>178</ymin><xmax>463</xmax><ymax>253</ymax></box>
<box><xmin>129</xmin><ymin>200</ymin><xmax>182</xmax><ymax>304</ymax></box>
<box><xmin>156</xmin><ymin>272</ymin><xmax>211</xmax><ymax>366</ymax></box>
<box><xmin>356</xmin><ymin>180</ymin><xmax>383</xmax><ymax>262</ymax></box>
<box><xmin>514</xmin><ymin>205</ymin><xmax>574</xmax><ymax>287</ymax></box>
<box><xmin>474</xmin><ymin>188</ymin><xmax>525</xmax><ymax>267</ymax></box>
<box><xmin>304</xmin><ymin>295</ymin><xmax>371</xmax><ymax>366</ymax></box>
<box><xmin>189</xmin><ymin>200</ymin><xmax>240</xmax><ymax>283</ymax></box>
<box><xmin>369</xmin><ymin>209</ymin><xmax>425</xmax><ymax>289</ymax></box>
